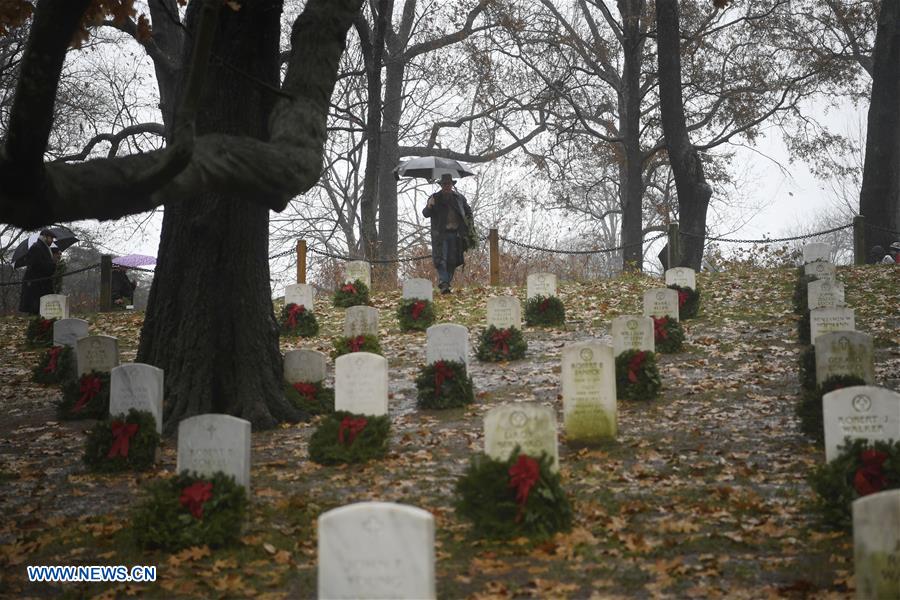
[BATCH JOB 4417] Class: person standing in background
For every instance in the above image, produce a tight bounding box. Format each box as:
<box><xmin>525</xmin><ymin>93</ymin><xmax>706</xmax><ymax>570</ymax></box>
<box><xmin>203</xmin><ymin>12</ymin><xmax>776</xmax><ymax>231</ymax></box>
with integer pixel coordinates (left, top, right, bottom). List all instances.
<box><xmin>423</xmin><ymin>173</ymin><xmax>472</xmax><ymax>294</ymax></box>
<box><xmin>18</xmin><ymin>229</ymin><xmax>56</xmax><ymax>314</ymax></box>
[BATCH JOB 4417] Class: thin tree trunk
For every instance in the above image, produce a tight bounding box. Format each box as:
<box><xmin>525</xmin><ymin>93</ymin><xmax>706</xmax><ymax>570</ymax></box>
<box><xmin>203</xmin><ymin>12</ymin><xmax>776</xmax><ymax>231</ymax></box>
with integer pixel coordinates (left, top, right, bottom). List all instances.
<box><xmin>375</xmin><ymin>55</ymin><xmax>404</xmax><ymax>286</ymax></box>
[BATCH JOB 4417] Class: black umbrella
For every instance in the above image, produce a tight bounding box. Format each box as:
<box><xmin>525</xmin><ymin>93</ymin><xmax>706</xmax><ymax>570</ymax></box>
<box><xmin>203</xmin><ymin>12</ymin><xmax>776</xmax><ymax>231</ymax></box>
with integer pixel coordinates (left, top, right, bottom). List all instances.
<box><xmin>394</xmin><ymin>156</ymin><xmax>476</xmax><ymax>182</ymax></box>
<box><xmin>12</xmin><ymin>226</ymin><xmax>79</xmax><ymax>268</ymax></box>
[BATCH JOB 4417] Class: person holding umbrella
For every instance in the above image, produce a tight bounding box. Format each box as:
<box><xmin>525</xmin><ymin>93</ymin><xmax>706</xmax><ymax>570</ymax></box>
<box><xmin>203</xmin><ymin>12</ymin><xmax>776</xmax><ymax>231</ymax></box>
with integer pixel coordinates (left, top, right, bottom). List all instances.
<box><xmin>423</xmin><ymin>173</ymin><xmax>473</xmax><ymax>294</ymax></box>
<box><xmin>18</xmin><ymin>229</ymin><xmax>57</xmax><ymax>314</ymax></box>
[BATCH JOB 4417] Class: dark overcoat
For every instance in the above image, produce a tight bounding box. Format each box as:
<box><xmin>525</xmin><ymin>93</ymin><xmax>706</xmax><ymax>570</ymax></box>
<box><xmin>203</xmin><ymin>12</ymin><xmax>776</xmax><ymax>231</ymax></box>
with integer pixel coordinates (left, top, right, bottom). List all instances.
<box><xmin>19</xmin><ymin>239</ymin><xmax>56</xmax><ymax>314</ymax></box>
<box><xmin>422</xmin><ymin>190</ymin><xmax>472</xmax><ymax>269</ymax></box>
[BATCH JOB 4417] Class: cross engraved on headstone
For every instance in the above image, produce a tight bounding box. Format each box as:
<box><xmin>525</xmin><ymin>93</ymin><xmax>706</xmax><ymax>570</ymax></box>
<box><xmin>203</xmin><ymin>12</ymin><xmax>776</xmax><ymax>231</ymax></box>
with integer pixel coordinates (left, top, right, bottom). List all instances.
<box><xmin>207</xmin><ymin>424</ymin><xmax>217</xmax><ymax>438</ymax></box>
<box><xmin>362</xmin><ymin>516</ymin><xmax>383</xmax><ymax>534</ymax></box>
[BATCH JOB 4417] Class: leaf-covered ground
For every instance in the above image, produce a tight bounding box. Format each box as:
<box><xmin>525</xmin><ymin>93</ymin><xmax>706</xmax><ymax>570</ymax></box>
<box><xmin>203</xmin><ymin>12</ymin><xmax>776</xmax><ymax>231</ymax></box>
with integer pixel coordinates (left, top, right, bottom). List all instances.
<box><xmin>1</xmin><ymin>265</ymin><xmax>898</xmax><ymax>599</ymax></box>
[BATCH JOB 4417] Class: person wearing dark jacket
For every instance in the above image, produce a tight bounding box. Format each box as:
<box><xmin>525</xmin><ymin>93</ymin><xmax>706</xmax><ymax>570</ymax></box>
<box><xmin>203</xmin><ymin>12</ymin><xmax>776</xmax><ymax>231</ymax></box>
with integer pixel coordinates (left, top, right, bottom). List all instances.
<box><xmin>18</xmin><ymin>229</ymin><xmax>57</xmax><ymax>315</ymax></box>
<box><xmin>423</xmin><ymin>173</ymin><xmax>472</xmax><ymax>294</ymax></box>
<box><xmin>111</xmin><ymin>265</ymin><xmax>137</xmax><ymax>305</ymax></box>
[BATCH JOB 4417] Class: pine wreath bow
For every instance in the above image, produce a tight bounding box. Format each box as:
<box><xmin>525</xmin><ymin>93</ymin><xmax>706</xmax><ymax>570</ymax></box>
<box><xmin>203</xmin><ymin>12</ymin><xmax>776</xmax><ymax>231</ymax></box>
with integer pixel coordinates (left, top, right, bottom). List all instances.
<box><xmin>74</xmin><ymin>375</ymin><xmax>102</xmax><ymax>413</ymax></box>
<box><xmin>292</xmin><ymin>382</ymin><xmax>317</xmax><ymax>402</ymax></box>
<box><xmin>677</xmin><ymin>290</ymin><xmax>688</xmax><ymax>308</ymax></box>
<box><xmin>39</xmin><ymin>318</ymin><xmax>53</xmax><ymax>332</ymax></box>
<box><xmin>433</xmin><ymin>360</ymin><xmax>454</xmax><ymax>396</ymax></box>
<box><xmin>539</xmin><ymin>298</ymin><xmax>551</xmax><ymax>312</ymax></box>
<box><xmin>508</xmin><ymin>455</ymin><xmax>540</xmax><ymax>521</ymax></box>
<box><xmin>341</xmin><ymin>283</ymin><xmax>357</xmax><ymax>294</ymax></box>
<box><xmin>853</xmin><ymin>449</ymin><xmax>889</xmax><ymax>496</ymax></box>
<box><xmin>411</xmin><ymin>301</ymin><xmax>426</xmax><ymax>320</ymax></box>
<box><xmin>491</xmin><ymin>329</ymin><xmax>512</xmax><ymax>354</ymax></box>
<box><xmin>107</xmin><ymin>421</ymin><xmax>139</xmax><ymax>458</ymax></box>
<box><xmin>653</xmin><ymin>316</ymin><xmax>669</xmax><ymax>340</ymax></box>
<box><xmin>286</xmin><ymin>304</ymin><xmax>306</xmax><ymax>328</ymax></box>
<box><xmin>44</xmin><ymin>346</ymin><xmax>63</xmax><ymax>373</ymax></box>
<box><xmin>348</xmin><ymin>335</ymin><xmax>366</xmax><ymax>352</ymax></box>
<box><xmin>179</xmin><ymin>481</ymin><xmax>214</xmax><ymax>519</ymax></box>
<box><xmin>627</xmin><ymin>351</ymin><xmax>646</xmax><ymax>383</ymax></box>
<box><xmin>338</xmin><ymin>416</ymin><xmax>368</xmax><ymax>446</ymax></box>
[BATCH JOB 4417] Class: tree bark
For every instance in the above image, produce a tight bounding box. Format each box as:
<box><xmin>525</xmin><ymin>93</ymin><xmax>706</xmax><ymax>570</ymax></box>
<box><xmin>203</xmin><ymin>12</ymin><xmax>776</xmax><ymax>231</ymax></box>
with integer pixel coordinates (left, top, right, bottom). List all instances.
<box><xmin>656</xmin><ymin>0</ymin><xmax>711</xmax><ymax>271</ymax></box>
<box><xmin>859</xmin><ymin>0</ymin><xmax>900</xmax><ymax>251</ymax></box>
<box><xmin>374</xmin><ymin>53</ymin><xmax>404</xmax><ymax>286</ymax></box>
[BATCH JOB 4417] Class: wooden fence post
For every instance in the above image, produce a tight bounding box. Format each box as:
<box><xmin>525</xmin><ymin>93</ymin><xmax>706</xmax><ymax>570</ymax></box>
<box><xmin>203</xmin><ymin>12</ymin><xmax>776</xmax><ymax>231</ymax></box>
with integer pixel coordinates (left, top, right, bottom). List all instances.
<box><xmin>489</xmin><ymin>228</ymin><xmax>500</xmax><ymax>286</ymax></box>
<box><xmin>297</xmin><ymin>239</ymin><xmax>307</xmax><ymax>283</ymax></box>
<box><xmin>99</xmin><ymin>255</ymin><xmax>112</xmax><ymax>312</ymax></box>
<box><xmin>666</xmin><ymin>222</ymin><xmax>680</xmax><ymax>269</ymax></box>
<box><xmin>853</xmin><ymin>216</ymin><xmax>866</xmax><ymax>265</ymax></box>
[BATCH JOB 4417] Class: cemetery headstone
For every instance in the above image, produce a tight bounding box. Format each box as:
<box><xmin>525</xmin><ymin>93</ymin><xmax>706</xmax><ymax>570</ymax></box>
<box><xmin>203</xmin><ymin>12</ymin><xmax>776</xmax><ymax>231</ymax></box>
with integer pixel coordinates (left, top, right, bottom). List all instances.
<box><xmin>75</xmin><ymin>335</ymin><xmax>119</xmax><ymax>376</ymax></box>
<box><xmin>176</xmin><ymin>414</ymin><xmax>251</xmax><ymax>491</ymax></box>
<box><xmin>807</xmin><ymin>279</ymin><xmax>846</xmax><ymax>310</ymax></box>
<box><xmin>110</xmin><ymin>363</ymin><xmax>164</xmax><ymax>434</ymax></box>
<box><xmin>642</xmin><ymin>288</ymin><xmax>680</xmax><ymax>321</ymax></box>
<box><xmin>53</xmin><ymin>318</ymin><xmax>88</xmax><ymax>348</ymax></box>
<box><xmin>526</xmin><ymin>273</ymin><xmax>557</xmax><ymax>299</ymax></box>
<box><xmin>484</xmin><ymin>403</ymin><xmax>559</xmax><ymax>472</ymax></box>
<box><xmin>814</xmin><ymin>331</ymin><xmax>875</xmax><ymax>385</ymax></box>
<box><xmin>343</xmin><ymin>305</ymin><xmax>379</xmax><ymax>338</ymax></box>
<box><xmin>283</xmin><ymin>349</ymin><xmax>328</xmax><ymax>383</ymax></box>
<box><xmin>853</xmin><ymin>489</ymin><xmax>900</xmax><ymax>599</ymax></box>
<box><xmin>425</xmin><ymin>324</ymin><xmax>469</xmax><ymax>369</ymax></box>
<box><xmin>345</xmin><ymin>260</ymin><xmax>372</xmax><ymax>288</ymax></box>
<box><xmin>664</xmin><ymin>267</ymin><xmax>696</xmax><ymax>290</ymax></box>
<box><xmin>824</xmin><ymin>386</ymin><xmax>900</xmax><ymax>462</ymax></box>
<box><xmin>284</xmin><ymin>283</ymin><xmax>315</xmax><ymax>311</ymax></box>
<box><xmin>335</xmin><ymin>352</ymin><xmax>388</xmax><ymax>416</ymax></box>
<box><xmin>402</xmin><ymin>279</ymin><xmax>433</xmax><ymax>302</ymax></box>
<box><xmin>561</xmin><ymin>342</ymin><xmax>616</xmax><ymax>442</ymax></box>
<box><xmin>810</xmin><ymin>307</ymin><xmax>856</xmax><ymax>345</ymax></box>
<box><xmin>610</xmin><ymin>316</ymin><xmax>655</xmax><ymax>356</ymax></box>
<box><xmin>804</xmin><ymin>261</ymin><xmax>836</xmax><ymax>283</ymax></box>
<box><xmin>486</xmin><ymin>296</ymin><xmax>522</xmax><ymax>329</ymax></box>
<box><xmin>802</xmin><ymin>242</ymin><xmax>832</xmax><ymax>264</ymax></box>
<box><xmin>39</xmin><ymin>294</ymin><xmax>69</xmax><ymax>320</ymax></box>
<box><xmin>318</xmin><ymin>502</ymin><xmax>436</xmax><ymax>600</ymax></box>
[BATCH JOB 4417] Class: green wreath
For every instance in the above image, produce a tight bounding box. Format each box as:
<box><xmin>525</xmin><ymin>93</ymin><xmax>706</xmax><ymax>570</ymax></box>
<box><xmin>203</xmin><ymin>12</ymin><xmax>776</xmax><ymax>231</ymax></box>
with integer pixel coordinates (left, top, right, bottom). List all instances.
<box><xmin>132</xmin><ymin>471</ymin><xmax>247</xmax><ymax>551</ymax></box>
<box><xmin>476</xmin><ymin>326</ymin><xmax>527</xmax><ymax>362</ymax></box>
<box><xmin>615</xmin><ymin>349</ymin><xmax>662</xmax><ymax>401</ymax></box>
<box><xmin>792</xmin><ymin>270</ymin><xmax>818</xmax><ymax>315</ymax></box>
<box><xmin>32</xmin><ymin>345</ymin><xmax>76</xmax><ymax>385</ymax></box>
<box><xmin>83</xmin><ymin>409</ymin><xmax>160</xmax><ymax>473</ymax></box>
<box><xmin>331</xmin><ymin>334</ymin><xmax>382</xmax><ymax>359</ymax></box>
<box><xmin>524</xmin><ymin>295</ymin><xmax>565</xmax><ymax>327</ymax></box>
<box><xmin>798</xmin><ymin>346</ymin><xmax>816</xmax><ymax>391</ymax></box>
<box><xmin>668</xmin><ymin>285</ymin><xmax>700</xmax><ymax>320</ymax></box>
<box><xmin>284</xmin><ymin>380</ymin><xmax>334</xmax><ymax>418</ymax></box>
<box><xmin>279</xmin><ymin>303</ymin><xmax>319</xmax><ymax>338</ymax></box>
<box><xmin>397</xmin><ymin>298</ymin><xmax>435</xmax><ymax>331</ymax></box>
<box><xmin>308</xmin><ymin>411</ymin><xmax>390</xmax><ymax>465</ymax></box>
<box><xmin>809</xmin><ymin>438</ymin><xmax>900</xmax><ymax>529</ymax></box>
<box><xmin>25</xmin><ymin>317</ymin><xmax>56</xmax><ymax>348</ymax></box>
<box><xmin>58</xmin><ymin>370</ymin><xmax>111</xmax><ymax>420</ymax></box>
<box><xmin>798</xmin><ymin>310</ymin><xmax>812</xmax><ymax>345</ymax></box>
<box><xmin>333</xmin><ymin>279</ymin><xmax>370</xmax><ymax>308</ymax></box>
<box><xmin>797</xmin><ymin>374</ymin><xmax>867</xmax><ymax>442</ymax></box>
<box><xmin>652</xmin><ymin>316</ymin><xmax>684</xmax><ymax>353</ymax></box>
<box><xmin>454</xmin><ymin>448</ymin><xmax>572</xmax><ymax>540</ymax></box>
<box><xmin>415</xmin><ymin>360</ymin><xmax>475</xmax><ymax>409</ymax></box>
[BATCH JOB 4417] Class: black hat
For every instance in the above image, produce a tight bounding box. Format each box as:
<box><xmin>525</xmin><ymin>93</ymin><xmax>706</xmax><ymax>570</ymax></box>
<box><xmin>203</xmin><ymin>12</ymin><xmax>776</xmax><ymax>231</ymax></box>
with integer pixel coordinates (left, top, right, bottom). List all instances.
<box><xmin>39</xmin><ymin>229</ymin><xmax>55</xmax><ymax>238</ymax></box>
<box><xmin>439</xmin><ymin>173</ymin><xmax>456</xmax><ymax>184</ymax></box>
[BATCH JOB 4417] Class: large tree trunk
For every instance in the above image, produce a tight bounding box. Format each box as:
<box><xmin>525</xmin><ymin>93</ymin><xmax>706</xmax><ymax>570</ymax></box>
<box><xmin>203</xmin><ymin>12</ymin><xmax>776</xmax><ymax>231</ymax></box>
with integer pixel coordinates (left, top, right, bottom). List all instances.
<box><xmin>656</xmin><ymin>0</ymin><xmax>711</xmax><ymax>271</ymax></box>
<box><xmin>859</xmin><ymin>0</ymin><xmax>900</xmax><ymax>251</ymax></box>
<box><xmin>138</xmin><ymin>0</ymin><xmax>300</xmax><ymax>434</ymax></box>
<box><xmin>374</xmin><ymin>55</ymin><xmax>404</xmax><ymax>286</ymax></box>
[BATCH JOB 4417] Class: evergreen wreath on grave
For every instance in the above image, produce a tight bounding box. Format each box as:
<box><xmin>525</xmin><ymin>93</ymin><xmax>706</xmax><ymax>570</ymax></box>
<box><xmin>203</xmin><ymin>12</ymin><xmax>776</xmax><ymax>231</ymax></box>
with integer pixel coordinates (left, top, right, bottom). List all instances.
<box><xmin>283</xmin><ymin>380</ymin><xmax>334</xmax><ymax>418</ymax></box>
<box><xmin>25</xmin><ymin>317</ymin><xmax>56</xmax><ymax>348</ymax></box>
<box><xmin>332</xmin><ymin>279</ymin><xmax>370</xmax><ymax>308</ymax></box>
<box><xmin>476</xmin><ymin>325</ymin><xmax>527</xmax><ymax>362</ymax></box>
<box><xmin>307</xmin><ymin>411</ymin><xmax>390</xmax><ymax>465</ymax></box>
<box><xmin>32</xmin><ymin>344</ymin><xmax>76</xmax><ymax>384</ymax></box>
<box><xmin>279</xmin><ymin>303</ymin><xmax>319</xmax><ymax>338</ymax></box>
<box><xmin>615</xmin><ymin>350</ymin><xmax>662</xmax><ymax>401</ymax></box>
<box><xmin>797</xmin><ymin>309</ymin><xmax>812</xmax><ymax>345</ymax></box>
<box><xmin>331</xmin><ymin>334</ymin><xmax>382</xmax><ymax>359</ymax></box>
<box><xmin>132</xmin><ymin>471</ymin><xmax>247</xmax><ymax>551</ymax></box>
<box><xmin>83</xmin><ymin>409</ymin><xmax>159</xmax><ymax>473</ymax></box>
<box><xmin>58</xmin><ymin>370</ymin><xmax>111</xmax><ymax>420</ymax></box>
<box><xmin>668</xmin><ymin>284</ymin><xmax>700</xmax><ymax>319</ymax></box>
<box><xmin>652</xmin><ymin>316</ymin><xmax>684</xmax><ymax>353</ymax></box>
<box><xmin>454</xmin><ymin>448</ymin><xmax>573</xmax><ymax>540</ymax></box>
<box><xmin>396</xmin><ymin>298</ymin><xmax>435</xmax><ymax>331</ymax></box>
<box><xmin>415</xmin><ymin>360</ymin><xmax>475</xmax><ymax>409</ymax></box>
<box><xmin>524</xmin><ymin>295</ymin><xmax>566</xmax><ymax>327</ymax></box>
<box><xmin>792</xmin><ymin>270</ymin><xmax>818</xmax><ymax>315</ymax></box>
<box><xmin>797</xmin><ymin>374</ymin><xmax>867</xmax><ymax>442</ymax></box>
<box><xmin>809</xmin><ymin>438</ymin><xmax>900</xmax><ymax>529</ymax></box>
<box><xmin>798</xmin><ymin>346</ymin><xmax>816</xmax><ymax>391</ymax></box>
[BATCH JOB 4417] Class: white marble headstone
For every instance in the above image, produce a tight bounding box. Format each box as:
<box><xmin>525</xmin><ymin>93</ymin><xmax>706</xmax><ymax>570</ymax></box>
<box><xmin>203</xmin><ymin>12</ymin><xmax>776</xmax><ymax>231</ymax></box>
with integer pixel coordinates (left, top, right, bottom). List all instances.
<box><xmin>53</xmin><ymin>318</ymin><xmax>88</xmax><ymax>348</ymax></box>
<box><xmin>853</xmin><ymin>490</ymin><xmax>900</xmax><ymax>599</ymax></box>
<box><xmin>335</xmin><ymin>352</ymin><xmax>388</xmax><ymax>416</ymax></box>
<box><xmin>39</xmin><ymin>294</ymin><xmax>69</xmax><ymax>320</ymax></box>
<box><xmin>611</xmin><ymin>316</ymin><xmax>655</xmax><ymax>356</ymax></box>
<box><xmin>802</xmin><ymin>242</ymin><xmax>832</xmax><ymax>265</ymax></box>
<box><xmin>344</xmin><ymin>260</ymin><xmax>372</xmax><ymax>288</ymax></box>
<box><xmin>561</xmin><ymin>343</ymin><xmax>617</xmax><ymax>442</ymax></box>
<box><xmin>526</xmin><ymin>273</ymin><xmax>557</xmax><ymax>299</ymax></box>
<box><xmin>814</xmin><ymin>331</ymin><xmax>875</xmax><ymax>385</ymax></box>
<box><xmin>484</xmin><ymin>403</ymin><xmax>559</xmax><ymax>472</ymax></box>
<box><xmin>486</xmin><ymin>296</ymin><xmax>522</xmax><ymax>329</ymax></box>
<box><xmin>804</xmin><ymin>261</ymin><xmax>836</xmax><ymax>283</ymax></box>
<box><xmin>425</xmin><ymin>324</ymin><xmax>469</xmax><ymax>369</ymax></box>
<box><xmin>283</xmin><ymin>349</ymin><xmax>328</xmax><ymax>383</ymax></box>
<box><xmin>810</xmin><ymin>307</ymin><xmax>856</xmax><ymax>345</ymax></box>
<box><xmin>402</xmin><ymin>279</ymin><xmax>433</xmax><ymax>302</ymax></box>
<box><xmin>284</xmin><ymin>283</ymin><xmax>315</xmax><ymax>311</ymax></box>
<box><xmin>807</xmin><ymin>280</ymin><xmax>845</xmax><ymax>310</ymax></box>
<box><xmin>177</xmin><ymin>414</ymin><xmax>251</xmax><ymax>491</ymax></box>
<box><xmin>75</xmin><ymin>335</ymin><xmax>119</xmax><ymax>376</ymax></box>
<box><xmin>318</xmin><ymin>502</ymin><xmax>435</xmax><ymax>600</ymax></box>
<box><xmin>343</xmin><ymin>306</ymin><xmax>379</xmax><ymax>338</ymax></box>
<box><xmin>824</xmin><ymin>386</ymin><xmax>900</xmax><ymax>463</ymax></box>
<box><xmin>642</xmin><ymin>288</ymin><xmax>680</xmax><ymax>321</ymax></box>
<box><xmin>110</xmin><ymin>363</ymin><xmax>164</xmax><ymax>434</ymax></box>
<box><xmin>664</xmin><ymin>267</ymin><xmax>696</xmax><ymax>290</ymax></box>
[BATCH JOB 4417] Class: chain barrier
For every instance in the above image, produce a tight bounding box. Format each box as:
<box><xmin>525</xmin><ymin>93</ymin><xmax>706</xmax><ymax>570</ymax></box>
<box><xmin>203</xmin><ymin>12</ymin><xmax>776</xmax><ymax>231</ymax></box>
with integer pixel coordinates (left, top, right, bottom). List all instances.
<box><xmin>681</xmin><ymin>223</ymin><xmax>853</xmax><ymax>244</ymax></box>
<box><xmin>496</xmin><ymin>232</ymin><xmax>667</xmax><ymax>255</ymax></box>
<box><xmin>0</xmin><ymin>263</ymin><xmax>100</xmax><ymax>287</ymax></box>
<box><xmin>305</xmin><ymin>244</ymin><xmax>433</xmax><ymax>264</ymax></box>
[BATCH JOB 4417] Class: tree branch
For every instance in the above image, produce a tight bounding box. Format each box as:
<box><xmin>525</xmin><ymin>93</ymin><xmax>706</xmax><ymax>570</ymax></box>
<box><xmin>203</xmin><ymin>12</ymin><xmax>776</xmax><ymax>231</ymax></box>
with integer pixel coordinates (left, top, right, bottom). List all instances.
<box><xmin>55</xmin><ymin>123</ymin><xmax>166</xmax><ymax>162</ymax></box>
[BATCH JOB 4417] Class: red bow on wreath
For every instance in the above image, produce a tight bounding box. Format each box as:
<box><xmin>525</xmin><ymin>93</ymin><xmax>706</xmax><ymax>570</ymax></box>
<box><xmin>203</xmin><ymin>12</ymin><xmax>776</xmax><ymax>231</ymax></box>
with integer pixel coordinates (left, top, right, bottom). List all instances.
<box><xmin>653</xmin><ymin>316</ymin><xmax>668</xmax><ymax>341</ymax></box>
<box><xmin>180</xmin><ymin>481</ymin><xmax>213</xmax><ymax>519</ymax></box>
<box><xmin>341</xmin><ymin>283</ymin><xmax>357</xmax><ymax>295</ymax></box>
<box><xmin>39</xmin><ymin>318</ymin><xmax>53</xmax><ymax>332</ymax></box>
<box><xmin>853</xmin><ymin>449</ymin><xmax>888</xmax><ymax>496</ymax></box>
<box><xmin>627</xmin><ymin>351</ymin><xmax>646</xmax><ymax>383</ymax></box>
<box><xmin>107</xmin><ymin>421</ymin><xmax>139</xmax><ymax>458</ymax></box>
<box><xmin>411</xmin><ymin>301</ymin><xmax>427</xmax><ymax>320</ymax></box>
<box><xmin>539</xmin><ymin>298</ymin><xmax>551</xmax><ymax>312</ymax></box>
<box><xmin>292</xmin><ymin>382</ymin><xmax>317</xmax><ymax>402</ymax></box>
<box><xmin>73</xmin><ymin>375</ymin><xmax>102</xmax><ymax>413</ymax></box>
<box><xmin>677</xmin><ymin>290</ymin><xmax>688</xmax><ymax>308</ymax></box>
<box><xmin>348</xmin><ymin>335</ymin><xmax>366</xmax><ymax>352</ymax></box>
<box><xmin>433</xmin><ymin>360</ymin><xmax>454</xmax><ymax>396</ymax></box>
<box><xmin>491</xmin><ymin>329</ymin><xmax>512</xmax><ymax>354</ymax></box>
<box><xmin>43</xmin><ymin>346</ymin><xmax>63</xmax><ymax>373</ymax></box>
<box><xmin>508</xmin><ymin>454</ymin><xmax>540</xmax><ymax>522</ymax></box>
<box><xmin>286</xmin><ymin>304</ymin><xmax>306</xmax><ymax>328</ymax></box>
<box><xmin>338</xmin><ymin>416</ymin><xmax>368</xmax><ymax>446</ymax></box>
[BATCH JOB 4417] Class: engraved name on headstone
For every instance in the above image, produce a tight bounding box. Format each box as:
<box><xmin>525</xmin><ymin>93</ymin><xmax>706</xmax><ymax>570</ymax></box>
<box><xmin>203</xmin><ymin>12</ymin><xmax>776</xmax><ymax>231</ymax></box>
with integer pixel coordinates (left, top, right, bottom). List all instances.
<box><xmin>486</xmin><ymin>296</ymin><xmax>522</xmax><ymax>329</ymax></box>
<box><xmin>810</xmin><ymin>307</ymin><xmax>856</xmax><ymax>345</ymax></box>
<box><xmin>642</xmin><ymin>288</ymin><xmax>680</xmax><ymax>321</ymax></box>
<box><xmin>664</xmin><ymin>267</ymin><xmax>696</xmax><ymax>290</ymax></box>
<box><xmin>402</xmin><ymin>279</ymin><xmax>434</xmax><ymax>302</ymax></box>
<box><xmin>611</xmin><ymin>316</ymin><xmax>655</xmax><ymax>356</ymax></box>
<box><xmin>284</xmin><ymin>283</ymin><xmax>315</xmax><ymax>311</ymax></box>
<box><xmin>484</xmin><ymin>403</ymin><xmax>559</xmax><ymax>472</ymax></box>
<box><xmin>345</xmin><ymin>261</ymin><xmax>372</xmax><ymax>288</ymax></box>
<box><xmin>39</xmin><ymin>294</ymin><xmax>69</xmax><ymax>320</ymax></box>
<box><xmin>824</xmin><ymin>386</ymin><xmax>900</xmax><ymax>463</ymax></box>
<box><xmin>284</xmin><ymin>349</ymin><xmax>328</xmax><ymax>383</ymax></box>
<box><xmin>75</xmin><ymin>335</ymin><xmax>119</xmax><ymax>376</ymax></box>
<box><xmin>110</xmin><ymin>363</ymin><xmax>164</xmax><ymax>434</ymax></box>
<box><xmin>177</xmin><ymin>414</ymin><xmax>251</xmax><ymax>491</ymax></box>
<box><xmin>335</xmin><ymin>352</ymin><xmax>388</xmax><ymax>416</ymax></box>
<box><xmin>425</xmin><ymin>324</ymin><xmax>469</xmax><ymax>369</ymax></box>
<box><xmin>53</xmin><ymin>318</ymin><xmax>88</xmax><ymax>348</ymax></box>
<box><xmin>526</xmin><ymin>273</ymin><xmax>558</xmax><ymax>299</ymax></box>
<box><xmin>561</xmin><ymin>343</ymin><xmax>616</xmax><ymax>443</ymax></box>
<box><xmin>814</xmin><ymin>331</ymin><xmax>874</xmax><ymax>385</ymax></box>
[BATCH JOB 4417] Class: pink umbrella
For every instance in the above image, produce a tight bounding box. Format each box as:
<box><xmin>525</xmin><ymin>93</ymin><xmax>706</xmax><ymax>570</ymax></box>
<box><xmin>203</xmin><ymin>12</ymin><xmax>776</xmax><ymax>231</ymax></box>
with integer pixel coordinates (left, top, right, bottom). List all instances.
<box><xmin>112</xmin><ymin>254</ymin><xmax>156</xmax><ymax>268</ymax></box>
